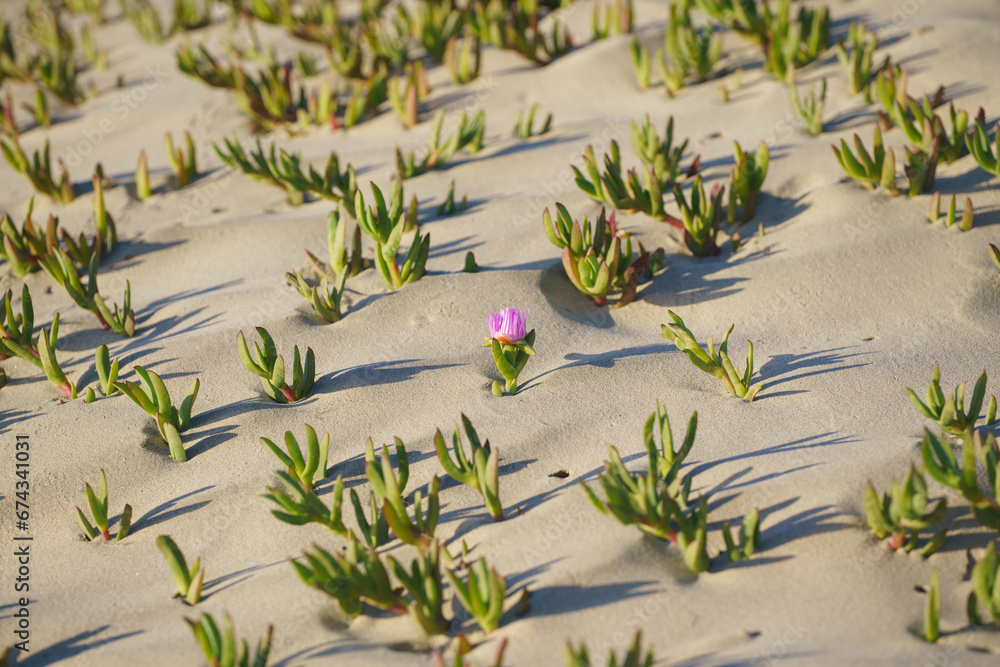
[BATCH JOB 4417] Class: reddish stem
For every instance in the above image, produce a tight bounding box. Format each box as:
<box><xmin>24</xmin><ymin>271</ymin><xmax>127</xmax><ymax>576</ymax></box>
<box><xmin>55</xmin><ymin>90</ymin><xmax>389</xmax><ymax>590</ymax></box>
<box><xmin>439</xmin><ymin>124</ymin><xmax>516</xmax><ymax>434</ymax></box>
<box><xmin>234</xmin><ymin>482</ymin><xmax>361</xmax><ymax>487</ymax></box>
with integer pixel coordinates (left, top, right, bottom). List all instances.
<box><xmin>280</xmin><ymin>386</ymin><xmax>297</xmax><ymax>403</ymax></box>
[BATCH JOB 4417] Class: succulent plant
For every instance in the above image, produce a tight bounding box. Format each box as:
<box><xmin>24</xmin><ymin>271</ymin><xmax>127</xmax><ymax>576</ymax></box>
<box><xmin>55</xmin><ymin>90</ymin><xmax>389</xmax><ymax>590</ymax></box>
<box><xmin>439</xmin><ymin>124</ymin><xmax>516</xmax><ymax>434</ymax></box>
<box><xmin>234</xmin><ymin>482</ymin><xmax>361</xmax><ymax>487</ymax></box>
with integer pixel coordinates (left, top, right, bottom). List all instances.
<box><xmin>630</xmin><ymin>114</ymin><xmax>697</xmax><ymax>193</ymax></box>
<box><xmin>367</xmin><ymin>439</ymin><xmax>440</xmax><ymax>551</ymax></box>
<box><xmin>115</xmin><ymin>367</ymin><xmax>200</xmax><ymax>461</ymax></box>
<box><xmin>403</xmin><ymin>0</ymin><xmax>464</xmax><ymax>63</ymax></box>
<box><xmin>922</xmin><ymin>429</ymin><xmax>1000</xmax><ymax>531</ymax></box>
<box><xmin>264</xmin><ymin>472</ymin><xmax>347</xmax><ymax>536</ymax></box>
<box><xmin>436</xmin><ymin>180</ymin><xmax>468</xmax><ymax>216</ymax></box>
<box><xmin>135</xmin><ymin>150</ymin><xmax>151</xmax><ymax>200</ymax></box>
<box><xmin>41</xmin><ymin>249</ymin><xmax>134</xmax><ymax>336</ymax></box>
<box><xmin>355</xmin><ymin>181</ymin><xmax>429</xmax><ymax>290</ymax></box>
<box><xmin>433</xmin><ymin>638</ymin><xmax>508</xmax><ymax>667</ymax></box>
<box><xmin>396</xmin><ymin>109</ymin><xmax>485</xmax><ymax>180</ymax></box>
<box><xmin>643</xmin><ymin>401</ymin><xmax>696</xmax><ymax>505</ymax></box>
<box><xmin>447</xmin><ymin>556</ymin><xmax>508</xmax><ymax>633</ymax></box>
<box><xmin>171</xmin><ymin>0</ymin><xmax>211</xmax><ymax>33</ymax></box>
<box><xmin>629</xmin><ymin>38</ymin><xmax>650</xmax><ymax>90</ymax></box>
<box><xmin>177</xmin><ymin>42</ymin><xmax>238</xmax><ymax>88</ymax></box>
<box><xmin>790</xmin><ymin>75</ymin><xmax>825</xmax><ymax>136</ymax></box>
<box><xmin>75</xmin><ymin>469</ymin><xmax>131</xmax><ymax>542</ymax></box>
<box><xmin>721</xmin><ymin>507</ymin><xmax>760</xmax><ymax>562</ymax></box>
<box><xmin>445</xmin><ymin>33</ymin><xmax>482</xmax><ymax>84</ymax></box>
<box><xmin>864</xmin><ymin>466</ymin><xmax>947</xmax><ymax>557</ymax></box>
<box><xmin>350</xmin><ymin>486</ymin><xmax>390</xmax><ymax>548</ymax></box>
<box><xmin>512</xmin><ymin>103</ymin><xmax>552</xmax><ymax>140</ymax></box>
<box><xmin>388</xmin><ymin>62</ymin><xmax>428</xmax><ymax>129</ymax></box>
<box><xmin>285</xmin><ymin>267</ymin><xmax>347</xmax><ymax>324</ymax></box>
<box><xmin>186</xmin><ymin>612</ymin><xmax>272</xmax><ymax>667</ymax></box>
<box><xmin>563</xmin><ymin>630</ymin><xmax>653</xmax><ymax>667</ymax></box>
<box><xmin>543</xmin><ymin>204</ymin><xmax>651</xmax><ymax>307</ymax></box>
<box><xmin>92</xmin><ymin>343</ymin><xmax>120</xmax><ymax>398</ymax></box>
<box><xmin>925</xmin><ymin>569</ymin><xmax>940</xmax><ymax>643</ymax></box>
<box><xmin>890</xmin><ymin>96</ymin><xmax>967</xmax><ymax>165</ymax></box>
<box><xmin>0</xmin><ymin>199</ymin><xmax>58</xmax><ymax>279</ymax></box>
<box><xmin>0</xmin><ymin>287</ymin><xmax>73</xmax><ymax>398</ymax></box>
<box><xmin>661</xmin><ymin>310</ymin><xmax>763</xmax><ymax>401</ymax></box>
<box><xmin>464</xmin><ymin>251</ymin><xmax>478</xmax><ymax>273</ymax></box>
<box><xmin>157</xmin><ymin>535</ymin><xmax>204</xmax><ymax>605</ymax></box>
<box><xmin>907</xmin><ymin>367</ymin><xmax>995</xmax><ymax>437</ymax></box>
<box><xmin>928</xmin><ymin>193</ymin><xmax>974</xmax><ymax>231</ymax></box>
<box><xmin>467</xmin><ymin>0</ymin><xmax>571</xmax><ymax>64</ymax></box>
<box><xmin>261</xmin><ymin>425</ymin><xmax>329</xmax><ymax>491</ymax></box>
<box><xmin>435</xmin><ymin>414</ymin><xmax>503</xmax><ymax>521</ymax></box>
<box><xmin>1</xmin><ymin>137</ymin><xmax>75</xmax><ymax>202</ymax></box>
<box><xmin>387</xmin><ymin>542</ymin><xmax>449</xmax><ymax>634</ymax></box>
<box><xmin>214</xmin><ymin>136</ymin><xmax>355</xmax><ymax>207</ymax></box>
<box><xmin>967</xmin><ymin>542</ymin><xmax>1000</xmax><ymax>628</ymax></box>
<box><xmin>835</xmin><ymin>20</ymin><xmax>886</xmax><ymax>97</ymax></box>
<box><xmin>237</xmin><ymin>327</ymin><xmax>315</xmax><ymax>403</ymax></box>
<box><xmin>305</xmin><ymin>208</ymin><xmax>368</xmax><ymax>280</ymax></box>
<box><xmin>727</xmin><ymin>140</ymin><xmax>768</xmax><ymax>224</ymax></box>
<box><xmin>573</xmin><ymin>142</ymin><xmax>669</xmax><ymax>220</ymax></box>
<box><xmin>832</xmin><ymin>126</ymin><xmax>897</xmax><ymax>194</ymax></box>
<box><xmin>582</xmin><ymin>442</ymin><xmax>710</xmax><ymax>572</ymax></box>
<box><xmin>483</xmin><ymin>308</ymin><xmax>535</xmax><ymax>396</ymax></box>
<box><xmin>760</xmin><ymin>0</ymin><xmax>829</xmax><ymax>83</ymax></box>
<box><xmin>664</xmin><ymin>14</ymin><xmax>722</xmax><ymax>85</ymax></box>
<box><xmin>121</xmin><ymin>0</ymin><xmax>168</xmax><ymax>43</ymax></box>
<box><xmin>592</xmin><ymin>0</ymin><xmax>632</xmax><ymax>39</ymax></box>
<box><xmin>293</xmin><ymin>532</ymin><xmax>403</xmax><ymax>615</ymax></box>
<box><xmin>27</xmin><ymin>88</ymin><xmax>50</xmax><ymax>129</ymax></box>
<box><xmin>990</xmin><ymin>243</ymin><xmax>1000</xmax><ymax>270</ymax></box>
<box><xmin>967</xmin><ymin>111</ymin><xmax>1000</xmax><ymax>179</ymax></box>
<box><xmin>904</xmin><ymin>140</ymin><xmax>940</xmax><ymax>198</ymax></box>
<box><xmin>673</xmin><ymin>176</ymin><xmax>723</xmax><ymax>256</ymax></box>
<box><xmin>165</xmin><ymin>130</ymin><xmax>198</xmax><ymax>188</ymax></box>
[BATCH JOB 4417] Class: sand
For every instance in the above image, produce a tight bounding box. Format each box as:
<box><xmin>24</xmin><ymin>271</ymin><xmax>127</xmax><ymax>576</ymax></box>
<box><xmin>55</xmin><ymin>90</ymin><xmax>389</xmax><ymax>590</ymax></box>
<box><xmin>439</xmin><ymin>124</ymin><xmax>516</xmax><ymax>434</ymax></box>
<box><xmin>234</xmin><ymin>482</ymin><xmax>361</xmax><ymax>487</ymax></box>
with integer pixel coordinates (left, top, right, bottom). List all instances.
<box><xmin>2</xmin><ymin>0</ymin><xmax>1000</xmax><ymax>664</ymax></box>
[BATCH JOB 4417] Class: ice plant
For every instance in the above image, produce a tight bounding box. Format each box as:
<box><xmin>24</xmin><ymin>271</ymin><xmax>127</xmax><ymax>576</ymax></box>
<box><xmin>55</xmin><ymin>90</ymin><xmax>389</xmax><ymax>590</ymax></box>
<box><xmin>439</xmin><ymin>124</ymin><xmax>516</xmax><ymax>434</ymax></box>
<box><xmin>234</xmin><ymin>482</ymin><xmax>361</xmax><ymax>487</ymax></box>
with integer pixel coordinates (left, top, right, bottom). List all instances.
<box><xmin>629</xmin><ymin>39</ymin><xmax>650</xmax><ymax>90</ymax></box>
<box><xmin>237</xmin><ymin>327</ymin><xmax>315</xmax><ymax>403</ymax></box>
<box><xmin>592</xmin><ymin>0</ymin><xmax>633</xmax><ymax>39</ymax></box>
<box><xmin>967</xmin><ymin>111</ymin><xmax>1000</xmax><ymax>178</ymax></box>
<box><xmin>261</xmin><ymin>425</ymin><xmax>329</xmax><ymax>491</ymax></box>
<box><xmin>863</xmin><ymin>466</ymin><xmax>947</xmax><ymax>557</ymax></box>
<box><xmin>0</xmin><ymin>137</ymin><xmax>76</xmax><ymax>202</ymax></box>
<box><xmin>513</xmin><ymin>104</ymin><xmax>552</xmax><ymax>140</ymax></box>
<box><xmin>968</xmin><ymin>543</ymin><xmax>1000</xmax><ymax>628</ymax></box>
<box><xmin>436</xmin><ymin>180</ymin><xmax>468</xmax><ymax>216</ymax></box>
<box><xmin>922</xmin><ymin>429</ymin><xmax>1000</xmax><ymax>531</ymax></box>
<box><xmin>661</xmin><ymin>310</ymin><xmax>763</xmax><ymax>401</ymax></box>
<box><xmin>630</xmin><ymin>115</ymin><xmax>698</xmax><ymax>193</ymax></box>
<box><xmin>350</xmin><ymin>486</ymin><xmax>390</xmax><ymax>548</ymax></box>
<box><xmin>186</xmin><ymin>613</ymin><xmax>272</xmax><ymax>667</ymax></box>
<box><xmin>904</xmin><ymin>140</ymin><xmax>940</xmax><ymax>197</ymax></box>
<box><xmin>165</xmin><ymin>131</ymin><xmax>198</xmax><ymax>188</ymax></box>
<box><xmin>483</xmin><ymin>308</ymin><xmax>535</xmax><ymax>396</ymax></box>
<box><xmin>445</xmin><ymin>33</ymin><xmax>481</xmax><ymax>84</ymax></box>
<box><xmin>672</xmin><ymin>176</ymin><xmax>723</xmax><ymax>256</ymax></box>
<box><xmin>446</xmin><ymin>556</ymin><xmax>508</xmax><ymax>633</ymax></box>
<box><xmin>293</xmin><ymin>532</ymin><xmax>402</xmax><ymax>616</ymax></box>
<box><xmin>790</xmin><ymin>75</ymin><xmax>826</xmax><ymax>136</ymax></box>
<box><xmin>644</xmin><ymin>401</ymin><xmax>696</xmax><ymax>505</ymax></box>
<box><xmin>543</xmin><ymin>204</ymin><xmax>651</xmax><ymax>307</ymax></box>
<box><xmin>832</xmin><ymin>126</ymin><xmax>897</xmax><ymax>194</ymax></box>
<box><xmin>433</xmin><ymin>639</ymin><xmax>508</xmax><ymax>667</ymax></box>
<box><xmin>573</xmin><ymin>142</ymin><xmax>674</xmax><ymax>220</ymax></box>
<box><xmin>0</xmin><ymin>199</ymin><xmax>60</xmax><ymax>278</ymax></box>
<box><xmin>355</xmin><ymin>182</ymin><xmax>428</xmax><ymax>290</ymax></box>
<box><xmin>157</xmin><ymin>535</ymin><xmax>204</xmax><ymax>605</ymax></box>
<box><xmin>387</xmin><ymin>542</ymin><xmax>449</xmax><ymax>635</ymax></box>
<box><xmin>115</xmin><ymin>367</ymin><xmax>200</xmax><ymax>461</ymax></box>
<box><xmin>925</xmin><ymin>569</ymin><xmax>940</xmax><ymax>643</ymax></box>
<box><xmin>727</xmin><ymin>141</ymin><xmax>769</xmax><ymax>224</ymax></box>
<box><xmin>264</xmin><ymin>472</ymin><xmax>347</xmax><ymax>536</ymax></box>
<box><xmin>0</xmin><ymin>287</ymin><xmax>73</xmax><ymax>398</ymax></box>
<box><xmin>435</xmin><ymin>414</ymin><xmax>503</xmax><ymax>521</ymax></box>
<box><xmin>41</xmin><ymin>250</ymin><xmax>134</xmax><ymax>337</ymax></box>
<box><xmin>582</xmin><ymin>442</ymin><xmax>710</xmax><ymax>572</ymax></box>
<box><xmin>93</xmin><ymin>343</ymin><xmax>120</xmax><ymax>397</ymax></box>
<box><xmin>285</xmin><ymin>267</ymin><xmax>347</xmax><ymax>324</ymax></box>
<box><xmin>907</xmin><ymin>367</ymin><xmax>995</xmax><ymax>436</ymax></box>
<box><xmin>367</xmin><ymin>438</ymin><xmax>439</xmax><ymax>551</ymax></box>
<box><xmin>835</xmin><ymin>20</ymin><xmax>886</xmax><ymax>97</ymax></box>
<box><xmin>75</xmin><ymin>469</ymin><xmax>132</xmax><ymax>542</ymax></box>
<box><xmin>563</xmin><ymin>630</ymin><xmax>653</xmax><ymax>667</ymax></box>
<box><xmin>722</xmin><ymin>508</ymin><xmax>760</xmax><ymax>562</ymax></box>
<box><xmin>929</xmin><ymin>194</ymin><xmax>975</xmax><ymax>232</ymax></box>
<box><xmin>990</xmin><ymin>244</ymin><xmax>1000</xmax><ymax>270</ymax></box>
<box><xmin>396</xmin><ymin>110</ymin><xmax>485</xmax><ymax>180</ymax></box>
<box><xmin>305</xmin><ymin>208</ymin><xmax>368</xmax><ymax>280</ymax></box>
<box><xmin>664</xmin><ymin>16</ymin><xmax>722</xmax><ymax>84</ymax></box>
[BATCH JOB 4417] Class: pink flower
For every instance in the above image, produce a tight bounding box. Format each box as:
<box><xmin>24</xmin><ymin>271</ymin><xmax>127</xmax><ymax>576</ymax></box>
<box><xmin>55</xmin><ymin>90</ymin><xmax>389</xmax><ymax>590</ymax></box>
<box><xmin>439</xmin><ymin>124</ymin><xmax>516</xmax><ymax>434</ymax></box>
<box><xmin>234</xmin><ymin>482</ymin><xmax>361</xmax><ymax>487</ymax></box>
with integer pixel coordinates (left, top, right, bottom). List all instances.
<box><xmin>487</xmin><ymin>308</ymin><xmax>527</xmax><ymax>345</ymax></box>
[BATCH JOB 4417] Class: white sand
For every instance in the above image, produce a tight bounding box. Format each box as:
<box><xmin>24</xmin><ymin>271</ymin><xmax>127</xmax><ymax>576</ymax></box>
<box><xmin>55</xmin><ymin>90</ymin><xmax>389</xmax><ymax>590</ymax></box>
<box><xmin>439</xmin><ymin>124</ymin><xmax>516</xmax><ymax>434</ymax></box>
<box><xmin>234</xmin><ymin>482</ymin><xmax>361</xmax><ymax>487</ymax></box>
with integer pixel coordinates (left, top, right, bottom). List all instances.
<box><xmin>2</xmin><ymin>0</ymin><xmax>1000</xmax><ymax>664</ymax></box>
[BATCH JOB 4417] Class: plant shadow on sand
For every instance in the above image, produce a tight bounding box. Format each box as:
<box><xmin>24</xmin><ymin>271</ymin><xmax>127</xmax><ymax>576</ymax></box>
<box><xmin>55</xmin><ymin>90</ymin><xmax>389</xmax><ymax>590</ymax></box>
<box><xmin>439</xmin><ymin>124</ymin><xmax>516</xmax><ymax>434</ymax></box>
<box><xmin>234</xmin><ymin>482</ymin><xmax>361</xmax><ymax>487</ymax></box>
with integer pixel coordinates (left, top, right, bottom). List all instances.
<box><xmin>319</xmin><ymin>359</ymin><xmax>463</xmax><ymax>393</ymax></box>
<box><xmin>133</xmin><ymin>485</ymin><xmax>214</xmax><ymax>532</ymax></box>
<box><xmin>18</xmin><ymin>626</ymin><xmax>143</xmax><ymax>665</ymax></box>
<box><xmin>755</xmin><ymin>346</ymin><xmax>873</xmax><ymax>399</ymax></box>
<box><xmin>201</xmin><ymin>559</ymin><xmax>287</xmax><ymax>600</ymax></box>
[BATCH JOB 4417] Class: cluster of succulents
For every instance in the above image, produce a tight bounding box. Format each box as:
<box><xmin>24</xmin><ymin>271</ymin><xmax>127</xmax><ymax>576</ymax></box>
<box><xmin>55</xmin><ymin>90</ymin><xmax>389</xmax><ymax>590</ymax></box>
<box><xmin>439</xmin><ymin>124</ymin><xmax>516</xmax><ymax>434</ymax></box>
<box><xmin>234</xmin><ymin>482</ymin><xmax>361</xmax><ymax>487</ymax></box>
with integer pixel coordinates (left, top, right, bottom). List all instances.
<box><xmin>483</xmin><ymin>308</ymin><xmax>535</xmax><ymax>396</ymax></box>
<box><xmin>75</xmin><ymin>469</ymin><xmax>132</xmax><ymax>542</ymax></box>
<box><xmin>237</xmin><ymin>327</ymin><xmax>315</xmax><ymax>403</ymax></box>
<box><xmin>116</xmin><ymin>367</ymin><xmax>201</xmax><ymax>461</ymax></box>
<box><xmin>396</xmin><ymin>109</ymin><xmax>485</xmax><ymax>179</ymax></box>
<box><xmin>0</xmin><ymin>3</ymin><xmax>86</xmax><ymax>106</ymax></box>
<box><xmin>583</xmin><ymin>400</ymin><xmax>760</xmax><ymax>573</ymax></box>
<box><xmin>592</xmin><ymin>0</ymin><xmax>633</xmax><ymax>40</ymax></box>
<box><xmin>186</xmin><ymin>612</ymin><xmax>272</xmax><ymax>667</ymax></box>
<box><xmin>157</xmin><ymin>535</ymin><xmax>205</xmax><ymax>605</ymax></box>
